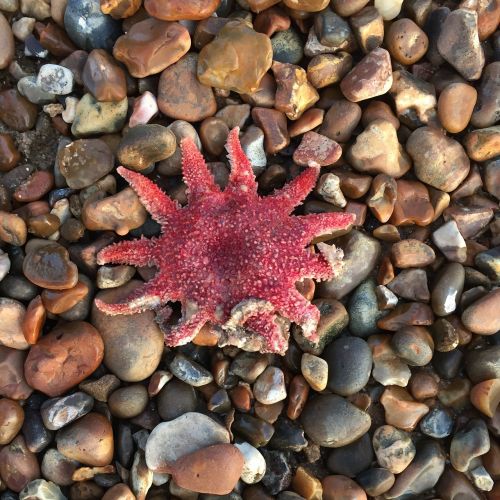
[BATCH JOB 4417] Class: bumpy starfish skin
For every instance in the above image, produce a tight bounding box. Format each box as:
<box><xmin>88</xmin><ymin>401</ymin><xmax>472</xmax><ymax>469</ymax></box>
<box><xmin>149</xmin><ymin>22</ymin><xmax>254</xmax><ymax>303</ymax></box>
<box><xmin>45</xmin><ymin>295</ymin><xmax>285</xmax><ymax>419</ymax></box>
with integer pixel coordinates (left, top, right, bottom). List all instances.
<box><xmin>95</xmin><ymin>128</ymin><xmax>354</xmax><ymax>354</ymax></box>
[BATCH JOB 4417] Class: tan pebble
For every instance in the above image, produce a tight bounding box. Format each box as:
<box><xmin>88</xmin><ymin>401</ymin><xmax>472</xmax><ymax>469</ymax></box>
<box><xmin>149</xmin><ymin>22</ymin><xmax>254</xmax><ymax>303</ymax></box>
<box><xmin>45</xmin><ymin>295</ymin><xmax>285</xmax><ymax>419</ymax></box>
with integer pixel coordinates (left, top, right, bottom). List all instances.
<box><xmin>320</xmin><ymin>99</ymin><xmax>362</xmax><ymax>143</ymax></box>
<box><xmin>386</xmin><ymin>18</ymin><xmax>428</xmax><ymax>65</ymax></box>
<box><xmin>307</xmin><ymin>52</ymin><xmax>352</xmax><ymax>89</ymax></box>
<box><xmin>0</xmin><ymin>398</ymin><xmax>24</xmax><ymax>445</ymax></box>
<box><xmin>362</xmin><ymin>100</ymin><xmax>399</xmax><ymax>129</ymax></box>
<box><xmin>292</xmin><ymin>466</ymin><xmax>323</xmax><ymax>499</ymax></box>
<box><xmin>322</xmin><ymin>475</ymin><xmax>367</xmax><ymax>500</ymax></box>
<box><xmin>380</xmin><ymin>386</ymin><xmax>429</xmax><ymax>431</ymax></box>
<box><xmin>391</xmin><ymin>239</ymin><xmax>435</xmax><ymax>268</ymax></box>
<box><xmin>0</xmin><ymin>211</ymin><xmax>27</xmax><ymax>246</ymax></box>
<box><xmin>470</xmin><ymin>379</ymin><xmax>500</xmax><ymax>418</ymax></box>
<box><xmin>0</xmin><ymin>13</ymin><xmax>15</xmax><ymax>70</ymax></box>
<box><xmin>108</xmin><ymin>384</ymin><xmax>149</xmax><ymax>419</ymax></box>
<box><xmin>438</xmin><ymin>82</ymin><xmax>477</xmax><ymax>133</ymax></box>
<box><xmin>350</xmin><ymin>6</ymin><xmax>384</xmax><ymax>53</ymax></box>
<box><xmin>464</xmin><ymin>126</ymin><xmax>500</xmax><ymax>162</ymax></box>
<box><xmin>461</xmin><ymin>288</ymin><xmax>500</xmax><ymax>335</ymax></box>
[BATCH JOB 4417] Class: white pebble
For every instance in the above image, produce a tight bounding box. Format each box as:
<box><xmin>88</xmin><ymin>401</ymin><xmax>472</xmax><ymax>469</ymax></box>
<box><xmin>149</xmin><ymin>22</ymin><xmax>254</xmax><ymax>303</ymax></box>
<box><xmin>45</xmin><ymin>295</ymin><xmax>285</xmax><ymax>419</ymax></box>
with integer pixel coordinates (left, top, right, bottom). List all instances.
<box><xmin>37</xmin><ymin>64</ymin><xmax>74</xmax><ymax>95</ymax></box>
<box><xmin>0</xmin><ymin>250</ymin><xmax>11</xmax><ymax>282</ymax></box>
<box><xmin>374</xmin><ymin>0</ymin><xmax>404</xmax><ymax>20</ymax></box>
<box><xmin>62</xmin><ymin>96</ymin><xmax>79</xmax><ymax>124</ymax></box>
<box><xmin>235</xmin><ymin>442</ymin><xmax>266</xmax><ymax>484</ymax></box>
<box><xmin>11</xmin><ymin>16</ymin><xmax>35</xmax><ymax>41</ymax></box>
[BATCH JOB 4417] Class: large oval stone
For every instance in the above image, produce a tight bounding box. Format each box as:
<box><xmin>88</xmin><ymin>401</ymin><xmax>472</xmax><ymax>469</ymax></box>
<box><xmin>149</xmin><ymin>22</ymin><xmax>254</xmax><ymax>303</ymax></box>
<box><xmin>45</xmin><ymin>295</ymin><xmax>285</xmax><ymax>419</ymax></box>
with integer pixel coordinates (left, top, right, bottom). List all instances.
<box><xmin>91</xmin><ymin>281</ymin><xmax>164</xmax><ymax>381</ymax></box>
<box><xmin>24</xmin><ymin>321</ymin><xmax>104</xmax><ymax>397</ymax></box>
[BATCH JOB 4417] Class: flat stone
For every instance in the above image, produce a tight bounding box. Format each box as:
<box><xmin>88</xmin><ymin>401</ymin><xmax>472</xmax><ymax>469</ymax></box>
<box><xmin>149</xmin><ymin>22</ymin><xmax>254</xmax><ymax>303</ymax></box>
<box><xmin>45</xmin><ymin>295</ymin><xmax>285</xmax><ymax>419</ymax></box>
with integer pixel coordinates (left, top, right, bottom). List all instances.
<box><xmin>41</xmin><ymin>392</ymin><xmax>94</xmax><ymax>430</ymax></box>
<box><xmin>432</xmin><ymin>220</ymin><xmax>467</xmax><ymax>263</ymax></box>
<box><xmin>145</xmin><ymin>412</ymin><xmax>230</xmax><ymax>472</ymax></box>
<box><xmin>292</xmin><ymin>131</ymin><xmax>341</xmax><ymax>167</ymax></box>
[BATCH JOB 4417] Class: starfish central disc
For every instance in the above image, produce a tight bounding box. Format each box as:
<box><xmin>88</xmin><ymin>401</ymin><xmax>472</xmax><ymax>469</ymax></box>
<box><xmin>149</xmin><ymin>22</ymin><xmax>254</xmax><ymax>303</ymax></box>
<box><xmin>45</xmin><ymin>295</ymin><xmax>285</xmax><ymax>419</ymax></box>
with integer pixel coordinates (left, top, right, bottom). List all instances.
<box><xmin>95</xmin><ymin>128</ymin><xmax>354</xmax><ymax>354</ymax></box>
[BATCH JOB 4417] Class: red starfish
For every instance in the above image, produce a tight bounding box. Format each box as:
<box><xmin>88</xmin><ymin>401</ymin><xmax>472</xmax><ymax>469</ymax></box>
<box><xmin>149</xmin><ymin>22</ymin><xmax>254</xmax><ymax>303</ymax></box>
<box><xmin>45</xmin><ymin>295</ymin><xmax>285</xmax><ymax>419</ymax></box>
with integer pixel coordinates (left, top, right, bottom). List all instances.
<box><xmin>95</xmin><ymin>128</ymin><xmax>354</xmax><ymax>354</ymax></box>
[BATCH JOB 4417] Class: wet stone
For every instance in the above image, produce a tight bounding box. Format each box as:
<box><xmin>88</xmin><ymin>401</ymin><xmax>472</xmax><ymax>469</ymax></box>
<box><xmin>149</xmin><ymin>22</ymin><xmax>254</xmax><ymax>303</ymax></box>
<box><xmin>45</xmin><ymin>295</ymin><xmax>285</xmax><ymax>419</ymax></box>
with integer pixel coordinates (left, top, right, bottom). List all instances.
<box><xmin>450</xmin><ymin>418</ymin><xmax>490</xmax><ymax>472</ymax></box>
<box><xmin>380</xmin><ymin>386</ymin><xmax>429</xmax><ymax>431</ymax></box>
<box><xmin>466</xmin><ymin>346</ymin><xmax>500</xmax><ymax>383</ymax></box>
<box><xmin>41</xmin><ymin>391</ymin><xmax>94</xmax><ymax>430</ymax></box>
<box><xmin>108</xmin><ymin>384</ymin><xmax>149</xmax><ymax>419</ymax></box>
<box><xmin>373</xmin><ymin>425</ymin><xmax>415</xmax><ymax>474</ymax></box>
<box><xmin>0</xmin><ymin>89</ymin><xmax>39</xmax><ymax>132</ymax></box>
<box><xmin>169</xmin><ymin>353</ymin><xmax>213</xmax><ymax>387</ymax></box>
<box><xmin>0</xmin><ymin>211</ymin><xmax>27</xmax><ymax>247</ymax></box>
<box><xmin>419</xmin><ymin>406</ymin><xmax>453</xmax><ymax>438</ymax></box>
<box><xmin>0</xmin><ymin>398</ymin><xmax>24</xmax><ymax>445</ymax></box>
<box><xmin>301</xmin><ymin>394</ymin><xmax>371</xmax><ymax>447</ymax></box>
<box><xmin>292</xmin><ymin>466</ymin><xmax>323</xmax><ymax>499</ymax></box>
<box><xmin>232</xmin><ymin>413</ymin><xmax>275</xmax><ymax>447</ymax></box>
<box><xmin>327</xmin><ymin>432</ymin><xmax>373</xmax><ymax>477</ymax></box>
<box><xmin>390</xmin><ymin>326</ymin><xmax>433</xmax><ymax>367</ymax></box>
<box><xmin>260</xmin><ymin>449</ymin><xmax>293</xmax><ymax>495</ymax></box>
<box><xmin>19</xmin><ymin>479</ymin><xmax>65</xmax><ymax>500</ymax></box>
<box><xmin>254</xmin><ymin>366</ymin><xmax>287</xmax><ymax>404</ymax></box>
<box><xmin>356</xmin><ymin>468</ymin><xmax>395</xmax><ymax>497</ymax></box>
<box><xmin>64</xmin><ymin>0</ymin><xmax>121</xmax><ymax>52</ymax></box>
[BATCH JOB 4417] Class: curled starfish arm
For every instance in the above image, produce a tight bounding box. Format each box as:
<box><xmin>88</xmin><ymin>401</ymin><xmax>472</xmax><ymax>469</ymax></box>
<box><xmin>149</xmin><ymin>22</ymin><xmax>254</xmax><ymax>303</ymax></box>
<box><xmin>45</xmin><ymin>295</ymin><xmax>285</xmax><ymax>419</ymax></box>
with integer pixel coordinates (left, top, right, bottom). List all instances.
<box><xmin>226</xmin><ymin>127</ymin><xmax>258</xmax><ymax>195</ymax></box>
<box><xmin>117</xmin><ymin>166</ymin><xmax>179</xmax><ymax>224</ymax></box>
<box><xmin>181</xmin><ymin>137</ymin><xmax>221</xmax><ymax>202</ymax></box>
<box><xmin>97</xmin><ymin>237</ymin><xmax>155</xmax><ymax>267</ymax></box>
<box><xmin>297</xmin><ymin>211</ymin><xmax>355</xmax><ymax>243</ymax></box>
<box><xmin>164</xmin><ymin>306</ymin><xmax>210</xmax><ymax>347</ymax></box>
<box><xmin>95</xmin><ymin>282</ymin><xmax>163</xmax><ymax>315</ymax></box>
<box><xmin>245</xmin><ymin>312</ymin><xmax>288</xmax><ymax>355</ymax></box>
<box><xmin>266</xmin><ymin>164</ymin><xmax>320</xmax><ymax>213</ymax></box>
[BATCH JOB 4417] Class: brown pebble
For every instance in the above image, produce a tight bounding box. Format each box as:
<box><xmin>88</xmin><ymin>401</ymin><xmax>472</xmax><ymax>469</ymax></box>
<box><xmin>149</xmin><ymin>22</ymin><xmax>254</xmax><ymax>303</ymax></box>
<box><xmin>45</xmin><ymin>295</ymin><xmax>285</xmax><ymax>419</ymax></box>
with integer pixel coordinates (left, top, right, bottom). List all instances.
<box><xmin>472</xmin><ymin>62</ymin><xmax>500</xmax><ymax>128</ymax></box>
<box><xmin>241</xmin><ymin>73</ymin><xmax>276</xmax><ymax>108</ymax></box>
<box><xmin>0</xmin><ymin>133</ymin><xmax>21</xmax><ymax>172</ymax></box>
<box><xmin>27</xmin><ymin>213</ymin><xmax>60</xmax><ymax>238</ymax></box>
<box><xmin>22</xmin><ymin>295</ymin><xmax>46</xmax><ymax>345</ymax></box>
<box><xmin>391</xmin><ymin>239</ymin><xmax>435</xmax><ymax>268</ymax></box>
<box><xmin>251</xmin><ymin>107</ymin><xmax>290</xmax><ymax>154</ymax></box>
<box><xmin>100</xmin><ymin>0</ymin><xmax>142</xmax><ymax>19</ymax></box>
<box><xmin>24</xmin><ymin>321</ymin><xmax>104</xmax><ymax>397</ymax></box>
<box><xmin>380</xmin><ymin>386</ymin><xmax>429</xmax><ymax>431</ymax></box>
<box><xmin>169</xmin><ymin>444</ymin><xmax>244</xmax><ymax>495</ymax></box>
<box><xmin>386</xmin><ymin>18</ymin><xmax>428</xmax><ymax>65</ymax></box>
<box><xmin>464</xmin><ymin>126</ymin><xmax>500</xmax><ymax>162</ymax></box>
<box><xmin>378</xmin><ymin>302</ymin><xmax>434</xmax><ymax>331</ymax></box>
<box><xmin>0</xmin><ymin>347</ymin><xmax>33</xmax><ymax>400</ymax></box>
<box><xmin>0</xmin><ymin>398</ymin><xmax>24</xmax><ymax>445</ymax></box>
<box><xmin>158</xmin><ymin>53</ymin><xmax>217</xmax><ymax>122</ymax></box>
<box><xmin>293</xmin><ymin>131</ymin><xmax>341</xmax><ymax>167</ymax></box>
<box><xmin>200</xmin><ymin>118</ymin><xmax>230</xmax><ymax>157</ymax></box>
<box><xmin>23</xmin><ymin>243</ymin><xmax>78</xmax><ymax>290</ymax></box>
<box><xmin>335</xmin><ymin>170</ymin><xmax>371</xmax><ymax>199</ymax></box>
<box><xmin>287</xmin><ymin>374</ymin><xmax>310</xmax><ymax>420</ymax></box>
<box><xmin>390</xmin><ymin>180</ymin><xmax>434</xmax><ymax>227</ymax></box>
<box><xmin>461</xmin><ymin>288</ymin><xmax>500</xmax><ymax>335</ymax></box>
<box><xmin>437</xmin><ymin>82</ymin><xmax>477</xmax><ymax>133</ymax></box>
<box><xmin>37</xmin><ymin>22</ymin><xmax>77</xmax><ymax>57</ymax></box>
<box><xmin>108</xmin><ymin>384</ymin><xmax>149</xmax><ymax>419</ymax></box>
<box><xmin>322</xmin><ymin>475</ymin><xmax>367</xmax><ymax>500</ymax></box>
<box><xmin>102</xmin><ymin>483</ymin><xmax>136</xmax><ymax>500</ymax></box>
<box><xmin>0</xmin><ymin>13</ymin><xmax>15</xmax><ymax>70</ymax></box>
<box><xmin>409</xmin><ymin>371</ymin><xmax>439</xmax><ymax>401</ymax></box>
<box><xmin>362</xmin><ymin>100</ymin><xmax>399</xmax><ymax>130</ymax></box>
<box><xmin>254</xmin><ymin>5</ymin><xmax>290</xmax><ymax>35</ymax></box>
<box><xmin>0</xmin><ymin>435</ymin><xmax>40</xmax><ymax>492</ymax></box>
<box><xmin>320</xmin><ymin>99</ymin><xmax>361</xmax><ymax>143</ymax></box>
<box><xmin>307</xmin><ymin>52</ymin><xmax>353</xmax><ymax>89</ymax></box>
<box><xmin>41</xmin><ymin>281</ymin><xmax>89</xmax><ymax>315</ymax></box>
<box><xmin>0</xmin><ymin>89</ymin><xmax>38</xmax><ymax>132</ymax></box>
<box><xmin>113</xmin><ymin>18</ymin><xmax>191</xmax><ymax>78</ymax></box>
<box><xmin>340</xmin><ymin>47</ymin><xmax>392</xmax><ymax>102</ymax></box>
<box><xmin>293</xmin><ymin>466</ymin><xmax>323</xmax><ymax>499</ymax></box>
<box><xmin>57</xmin><ymin>412</ymin><xmax>114</xmax><ymax>466</ymax></box>
<box><xmin>350</xmin><ymin>6</ymin><xmax>384</xmax><ymax>53</ymax></box>
<box><xmin>145</xmin><ymin>0</ymin><xmax>220</xmax><ymax>19</ymax></box>
<box><xmin>13</xmin><ymin>170</ymin><xmax>54</xmax><ymax>203</ymax></box>
<box><xmin>60</xmin><ymin>50</ymin><xmax>88</xmax><ymax>86</ymax></box>
<box><xmin>470</xmin><ymin>379</ymin><xmax>500</xmax><ymax>418</ymax></box>
<box><xmin>283</xmin><ymin>0</ymin><xmax>329</xmax><ymax>11</ymax></box>
<box><xmin>0</xmin><ymin>211</ymin><xmax>27</xmax><ymax>246</ymax></box>
<box><xmin>366</xmin><ymin>174</ymin><xmax>397</xmax><ymax>223</ymax></box>
<box><xmin>82</xmin><ymin>49</ymin><xmax>127</xmax><ymax>102</ymax></box>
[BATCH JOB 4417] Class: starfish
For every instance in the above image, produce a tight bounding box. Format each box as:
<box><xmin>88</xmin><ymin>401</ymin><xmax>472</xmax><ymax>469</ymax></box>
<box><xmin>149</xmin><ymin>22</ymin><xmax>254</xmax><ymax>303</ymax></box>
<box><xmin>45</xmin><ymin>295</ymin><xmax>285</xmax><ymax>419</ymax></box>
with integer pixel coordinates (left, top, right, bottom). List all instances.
<box><xmin>95</xmin><ymin>128</ymin><xmax>354</xmax><ymax>354</ymax></box>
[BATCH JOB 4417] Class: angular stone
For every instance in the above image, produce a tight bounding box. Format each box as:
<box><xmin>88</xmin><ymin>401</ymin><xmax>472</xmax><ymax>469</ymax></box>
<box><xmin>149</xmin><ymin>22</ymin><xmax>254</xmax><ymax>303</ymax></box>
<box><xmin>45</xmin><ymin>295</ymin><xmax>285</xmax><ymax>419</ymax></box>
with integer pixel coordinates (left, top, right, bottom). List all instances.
<box><xmin>380</xmin><ymin>386</ymin><xmax>429</xmax><ymax>431</ymax></box>
<box><xmin>0</xmin><ymin>346</ymin><xmax>33</xmax><ymax>400</ymax></box>
<box><xmin>293</xmin><ymin>131</ymin><xmax>341</xmax><ymax>167</ymax></box>
<box><xmin>0</xmin><ymin>89</ymin><xmax>38</xmax><ymax>132</ymax></box>
<box><xmin>373</xmin><ymin>425</ymin><xmax>415</xmax><ymax>474</ymax></box>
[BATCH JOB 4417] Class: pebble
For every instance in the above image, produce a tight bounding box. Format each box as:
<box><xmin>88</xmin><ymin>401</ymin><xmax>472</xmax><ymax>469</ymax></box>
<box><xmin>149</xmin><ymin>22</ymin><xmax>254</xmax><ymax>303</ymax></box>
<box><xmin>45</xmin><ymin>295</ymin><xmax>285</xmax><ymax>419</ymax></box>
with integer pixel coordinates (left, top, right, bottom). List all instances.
<box><xmin>170</xmin><ymin>353</ymin><xmax>213</xmax><ymax>387</ymax></box>
<box><xmin>465</xmin><ymin>126</ymin><xmax>500</xmax><ymax>162</ymax></box>
<box><xmin>387</xmin><ymin>269</ymin><xmax>429</xmax><ymax>302</ymax></box>
<box><xmin>168</xmin><ymin>444</ymin><xmax>244</xmax><ymax>495</ymax></box>
<box><xmin>292</xmin><ymin>466</ymin><xmax>322</xmax><ymax>499</ymax></box>
<box><xmin>198</xmin><ymin>20</ymin><xmax>273</xmax><ymax>95</ymax></box>
<box><xmin>251</xmin><ymin>107</ymin><xmax>290</xmax><ymax>154</ymax></box>
<box><xmin>144</xmin><ymin>0</ymin><xmax>219</xmax><ymax>20</ymax></box>
<box><xmin>406</xmin><ymin>126</ymin><xmax>470</xmax><ymax>192</ymax></box>
<box><xmin>340</xmin><ymin>48</ymin><xmax>393</xmax><ymax>102</ymax></box>
<box><xmin>386</xmin><ymin>18</ymin><xmax>428</xmax><ymax>65</ymax></box>
<box><xmin>437</xmin><ymin>8</ymin><xmax>485</xmax><ymax>80</ymax></box>
<box><xmin>372</xmin><ymin>425</ymin><xmax>415</xmax><ymax>474</ymax></box>
<box><xmin>24</xmin><ymin>321</ymin><xmax>104</xmax><ymax>397</ymax></box>
<box><xmin>390</xmin><ymin>179</ymin><xmax>434</xmax><ymax>227</ymax></box>
<box><xmin>0</xmin><ymin>346</ymin><xmax>33</xmax><ymax>400</ymax></box>
<box><xmin>158</xmin><ymin>53</ymin><xmax>216</xmax><ymax>122</ymax></box>
<box><xmin>390</xmin><ymin>326</ymin><xmax>434</xmax><ymax>367</ymax></box>
<box><xmin>356</xmin><ymin>468</ymin><xmax>395</xmax><ymax>497</ymax></box>
<box><xmin>322</xmin><ymin>475</ymin><xmax>367</xmax><ymax>500</ymax></box>
<box><xmin>23</xmin><ymin>243</ymin><xmax>78</xmax><ymax>290</ymax></box>
<box><xmin>350</xmin><ymin>6</ymin><xmax>383</xmax><ymax>54</ymax></box>
<box><xmin>271</xmin><ymin>28</ymin><xmax>304</xmax><ymax>65</ymax></box>
<box><xmin>82</xmin><ymin>49</ymin><xmax>127</xmax><ymax>102</ymax></box>
<box><xmin>431</xmin><ymin>263</ymin><xmax>465</xmax><ymax>317</ymax></box>
<box><xmin>64</xmin><ymin>0</ymin><xmax>121</xmax><ymax>51</ymax></box>
<box><xmin>102</xmin><ymin>483</ymin><xmax>135</xmax><ymax>500</ymax></box>
<box><xmin>470</xmin><ymin>378</ymin><xmax>500</xmax><ymax>417</ymax></box>
<box><xmin>391</xmin><ymin>239</ymin><xmax>435</xmax><ymax>268</ymax></box>
<box><xmin>0</xmin><ymin>298</ymin><xmax>29</xmax><ymax>350</ymax></box>
<box><xmin>0</xmin><ymin>398</ymin><xmax>24</xmax><ymax>445</ymax></box>
<box><xmin>301</xmin><ymin>353</ymin><xmax>328</xmax><ymax>392</ymax></box>
<box><xmin>450</xmin><ymin>418</ymin><xmax>490</xmax><ymax>472</ymax></box>
<box><xmin>323</xmin><ymin>336</ymin><xmax>372</xmax><ymax>395</ymax></box>
<box><xmin>292</xmin><ymin>131</ymin><xmax>341</xmax><ymax>167</ymax></box>
<box><xmin>108</xmin><ymin>384</ymin><xmax>149</xmax><ymax>419</ymax></box>
<box><xmin>0</xmin><ymin>89</ymin><xmax>39</xmax><ymax>132</ymax></box>
<box><xmin>41</xmin><ymin>281</ymin><xmax>89</xmax><ymax>314</ymax></box>
<box><xmin>438</xmin><ymin>83</ymin><xmax>478</xmax><ymax>133</ymax></box>
<box><xmin>12</xmin><ymin>17</ymin><xmax>35</xmax><ymax>41</ymax></box>
<box><xmin>347</xmin><ymin>119</ymin><xmax>410</xmax><ymax>178</ymax></box>
<box><xmin>385</xmin><ymin>440</ymin><xmax>445</xmax><ymax>498</ymax></box>
<box><xmin>314</xmin><ymin>8</ymin><xmax>355</xmax><ymax>50</ymax></box>
<box><xmin>461</xmin><ymin>288</ymin><xmax>500</xmax><ymax>335</ymax></box>
<box><xmin>82</xmin><ymin>187</ymin><xmax>147</xmax><ymax>235</ymax></box>
<box><xmin>0</xmin><ymin>211</ymin><xmax>27</xmax><ymax>246</ymax></box>
<box><xmin>114</xmin><ymin>18</ymin><xmax>190</xmax><ymax>79</ymax></box>
<box><xmin>472</xmin><ymin>62</ymin><xmax>500</xmax><ymax>128</ymax></box>
<box><xmin>0</xmin><ymin>435</ymin><xmax>40</xmax><ymax>492</ymax></box>
<box><xmin>129</xmin><ymin>91</ymin><xmax>158</xmax><ymax>128</ymax></box>
<box><xmin>41</xmin><ymin>391</ymin><xmax>94</xmax><ymax>430</ymax></box>
<box><xmin>56</xmin><ymin>412</ymin><xmax>114</xmax><ymax>466</ymax></box>
<box><xmin>475</xmin><ymin>247</ymin><xmax>500</xmax><ymax>281</ymax></box>
<box><xmin>19</xmin><ymin>479</ymin><xmax>65</xmax><ymax>500</ymax></box>
<box><xmin>301</xmin><ymin>394</ymin><xmax>371</xmax><ymax>447</ymax></box>
<box><xmin>36</xmin><ymin>64</ymin><xmax>74</xmax><ymax>95</ymax></box>
<box><xmin>466</xmin><ymin>346</ymin><xmax>500</xmax><ymax>383</ymax></box>
<box><xmin>71</xmin><ymin>93</ymin><xmax>128</xmax><ymax>137</ymax></box>
<box><xmin>380</xmin><ymin>386</ymin><xmax>429</xmax><ymax>431</ymax></box>
<box><xmin>436</xmin><ymin>466</ymin><xmax>483</xmax><ymax>500</ymax></box>
<box><xmin>92</xmin><ymin>282</ymin><xmax>164</xmax><ymax>381</ymax></box>
<box><xmin>79</xmin><ymin>374</ymin><xmax>120</xmax><ymax>402</ymax></box>
<box><xmin>317</xmin><ymin>230</ymin><xmax>381</xmax><ymax>300</ymax></box>
<box><xmin>232</xmin><ymin>413</ymin><xmax>275</xmax><ymax>447</ymax></box>
<box><xmin>282</xmin><ymin>0</ymin><xmax>329</xmax><ymax>11</ymax></box>
<box><xmin>419</xmin><ymin>406</ymin><xmax>453</xmax><ymax>438</ymax></box>
<box><xmin>254</xmin><ymin>366</ymin><xmax>287</xmax><ymax>404</ymax></box>
<box><xmin>307</xmin><ymin>52</ymin><xmax>352</xmax><ymax>89</ymax></box>
<box><xmin>145</xmin><ymin>412</ymin><xmax>230</xmax><ymax>472</ymax></box>
<box><xmin>0</xmin><ymin>133</ymin><xmax>20</xmax><ymax>172</ymax></box>
<box><xmin>327</xmin><ymin>432</ymin><xmax>373</xmax><ymax>477</ymax></box>
<box><xmin>374</xmin><ymin>0</ymin><xmax>403</xmax><ymax>20</ymax></box>
<box><xmin>366</xmin><ymin>174</ymin><xmax>397</xmax><ymax>223</ymax></box>
<box><xmin>117</xmin><ymin>124</ymin><xmax>176</xmax><ymax>172</ymax></box>
<box><xmin>432</xmin><ymin>220</ymin><xmax>467</xmax><ymax>263</ymax></box>
<box><xmin>14</xmin><ymin>170</ymin><xmax>54</xmax><ymax>203</ymax></box>
<box><xmin>0</xmin><ymin>13</ymin><xmax>15</xmax><ymax>70</ymax></box>
<box><xmin>235</xmin><ymin>441</ymin><xmax>267</xmax><ymax>484</ymax></box>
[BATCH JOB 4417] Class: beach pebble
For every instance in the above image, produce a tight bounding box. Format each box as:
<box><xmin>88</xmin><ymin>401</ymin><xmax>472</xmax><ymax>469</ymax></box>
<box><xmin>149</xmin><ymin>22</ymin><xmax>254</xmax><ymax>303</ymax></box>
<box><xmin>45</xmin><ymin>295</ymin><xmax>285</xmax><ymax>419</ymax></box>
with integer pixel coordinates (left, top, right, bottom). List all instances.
<box><xmin>373</xmin><ymin>425</ymin><xmax>416</xmax><ymax>474</ymax></box>
<box><xmin>41</xmin><ymin>392</ymin><xmax>94</xmax><ymax>430</ymax></box>
<box><xmin>36</xmin><ymin>65</ymin><xmax>74</xmax><ymax>95</ymax></box>
<box><xmin>254</xmin><ymin>366</ymin><xmax>287</xmax><ymax>404</ymax></box>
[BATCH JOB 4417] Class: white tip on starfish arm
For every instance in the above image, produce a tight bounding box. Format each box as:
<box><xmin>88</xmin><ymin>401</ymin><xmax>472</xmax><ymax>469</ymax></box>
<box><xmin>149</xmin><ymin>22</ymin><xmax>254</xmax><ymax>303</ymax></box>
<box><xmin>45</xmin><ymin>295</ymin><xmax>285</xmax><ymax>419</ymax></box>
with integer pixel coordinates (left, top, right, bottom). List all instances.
<box><xmin>316</xmin><ymin>242</ymin><xmax>344</xmax><ymax>271</ymax></box>
<box><xmin>307</xmin><ymin>161</ymin><xmax>321</xmax><ymax>169</ymax></box>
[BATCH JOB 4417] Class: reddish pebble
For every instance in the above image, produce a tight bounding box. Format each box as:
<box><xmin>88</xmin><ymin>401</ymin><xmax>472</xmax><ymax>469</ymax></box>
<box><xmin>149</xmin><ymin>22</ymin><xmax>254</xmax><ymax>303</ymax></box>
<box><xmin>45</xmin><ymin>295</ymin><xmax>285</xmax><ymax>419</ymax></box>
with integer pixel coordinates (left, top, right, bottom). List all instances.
<box><xmin>0</xmin><ymin>133</ymin><xmax>21</xmax><ymax>172</ymax></box>
<box><xmin>41</xmin><ymin>281</ymin><xmax>89</xmax><ymax>314</ymax></box>
<box><xmin>293</xmin><ymin>131</ymin><xmax>342</xmax><ymax>167</ymax></box>
<box><xmin>22</xmin><ymin>295</ymin><xmax>46</xmax><ymax>345</ymax></box>
<box><xmin>13</xmin><ymin>171</ymin><xmax>54</xmax><ymax>203</ymax></box>
<box><xmin>129</xmin><ymin>91</ymin><xmax>158</xmax><ymax>128</ymax></box>
<box><xmin>144</xmin><ymin>0</ymin><xmax>220</xmax><ymax>20</ymax></box>
<box><xmin>0</xmin><ymin>435</ymin><xmax>40</xmax><ymax>492</ymax></box>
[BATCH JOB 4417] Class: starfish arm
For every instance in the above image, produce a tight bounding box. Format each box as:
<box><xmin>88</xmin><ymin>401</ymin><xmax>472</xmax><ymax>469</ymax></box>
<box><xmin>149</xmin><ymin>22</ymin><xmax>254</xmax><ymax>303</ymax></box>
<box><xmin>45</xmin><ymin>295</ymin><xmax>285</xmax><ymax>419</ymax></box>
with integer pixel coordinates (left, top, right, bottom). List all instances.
<box><xmin>296</xmin><ymin>211</ymin><xmax>355</xmax><ymax>243</ymax></box>
<box><xmin>225</xmin><ymin>127</ymin><xmax>258</xmax><ymax>195</ymax></box>
<box><xmin>97</xmin><ymin>238</ymin><xmax>155</xmax><ymax>267</ymax></box>
<box><xmin>164</xmin><ymin>307</ymin><xmax>210</xmax><ymax>347</ymax></box>
<box><xmin>245</xmin><ymin>312</ymin><xmax>288</xmax><ymax>355</ymax></box>
<box><xmin>180</xmin><ymin>137</ymin><xmax>221</xmax><ymax>203</ymax></box>
<box><xmin>94</xmin><ymin>281</ymin><xmax>163</xmax><ymax>315</ymax></box>
<box><xmin>266</xmin><ymin>165</ymin><xmax>320</xmax><ymax>213</ymax></box>
<box><xmin>300</xmin><ymin>252</ymin><xmax>335</xmax><ymax>281</ymax></box>
<box><xmin>117</xmin><ymin>166</ymin><xmax>178</xmax><ymax>224</ymax></box>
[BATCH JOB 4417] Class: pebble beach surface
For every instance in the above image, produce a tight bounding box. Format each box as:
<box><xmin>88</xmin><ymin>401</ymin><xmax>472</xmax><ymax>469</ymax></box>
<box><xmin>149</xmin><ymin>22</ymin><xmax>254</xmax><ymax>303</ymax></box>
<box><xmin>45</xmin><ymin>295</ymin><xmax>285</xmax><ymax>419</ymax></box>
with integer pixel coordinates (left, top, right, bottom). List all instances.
<box><xmin>0</xmin><ymin>0</ymin><xmax>499</xmax><ymax>499</ymax></box>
